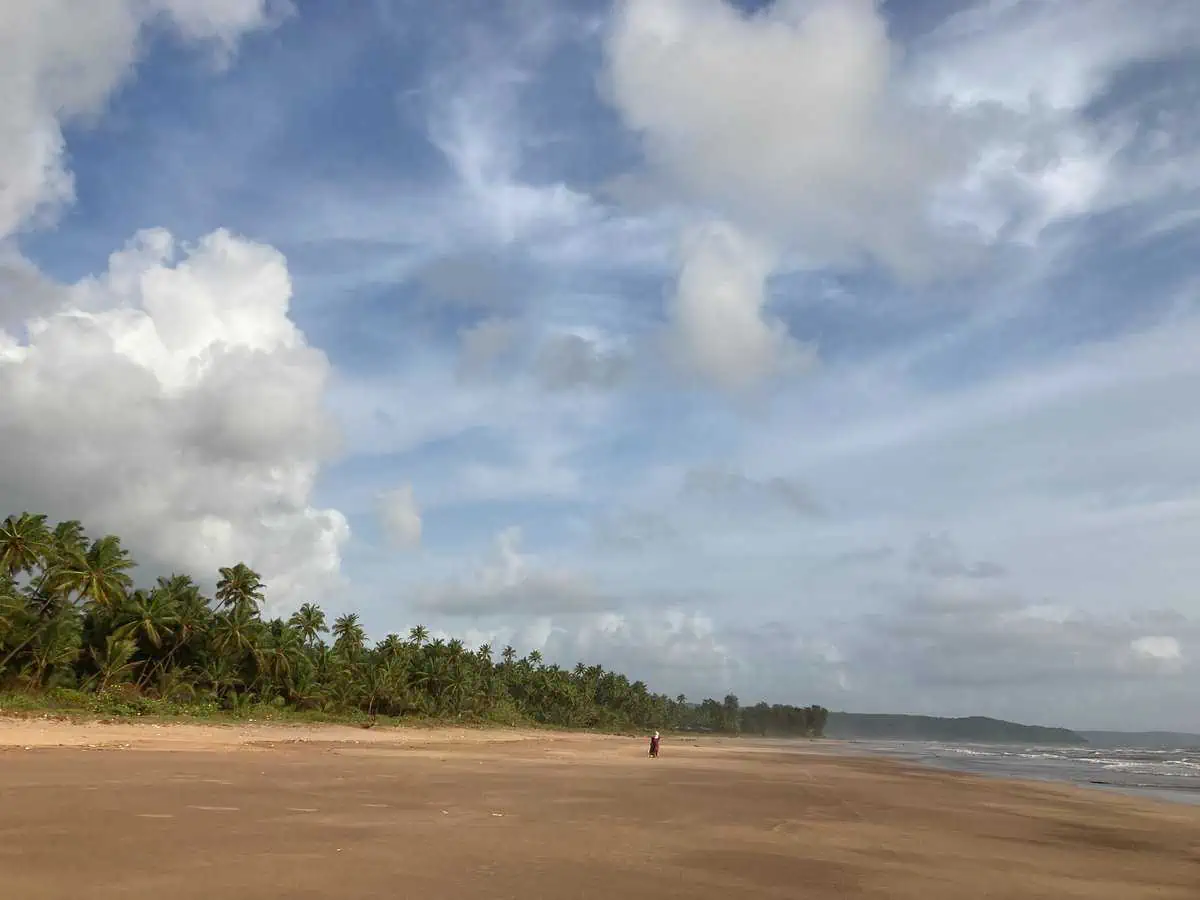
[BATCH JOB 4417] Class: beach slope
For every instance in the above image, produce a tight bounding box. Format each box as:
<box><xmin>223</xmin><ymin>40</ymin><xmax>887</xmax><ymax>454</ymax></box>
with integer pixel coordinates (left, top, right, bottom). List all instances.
<box><xmin>2</xmin><ymin>719</ymin><xmax>1197</xmax><ymax>899</ymax></box>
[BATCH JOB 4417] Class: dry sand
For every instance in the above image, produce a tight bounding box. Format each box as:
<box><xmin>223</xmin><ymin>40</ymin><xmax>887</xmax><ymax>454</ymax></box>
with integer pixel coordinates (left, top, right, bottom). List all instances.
<box><xmin>2</xmin><ymin>717</ymin><xmax>1198</xmax><ymax>899</ymax></box>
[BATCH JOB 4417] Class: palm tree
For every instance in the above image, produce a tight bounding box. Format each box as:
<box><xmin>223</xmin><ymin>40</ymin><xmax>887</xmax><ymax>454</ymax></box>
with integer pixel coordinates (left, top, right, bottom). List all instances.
<box><xmin>377</xmin><ymin>633</ymin><xmax>404</xmax><ymax>659</ymax></box>
<box><xmin>407</xmin><ymin>624</ymin><xmax>429</xmax><ymax>648</ymax></box>
<box><xmin>51</xmin><ymin>520</ymin><xmax>87</xmax><ymax>557</ymax></box>
<box><xmin>154</xmin><ymin>578</ymin><xmax>209</xmax><ymax>678</ymax></box>
<box><xmin>211</xmin><ymin>603</ymin><xmax>260</xmax><ymax>660</ymax></box>
<box><xmin>254</xmin><ymin>623</ymin><xmax>306</xmax><ymax>700</ymax></box>
<box><xmin>22</xmin><ymin>607</ymin><xmax>81</xmax><ymax>688</ymax></box>
<box><xmin>87</xmin><ymin>635</ymin><xmax>138</xmax><ymax>693</ymax></box>
<box><xmin>54</xmin><ymin>535</ymin><xmax>135</xmax><ymax>613</ymax></box>
<box><xmin>114</xmin><ymin>587</ymin><xmax>180</xmax><ymax>687</ymax></box>
<box><xmin>0</xmin><ymin>513</ymin><xmax>51</xmax><ymax>576</ymax></box>
<box><xmin>288</xmin><ymin>602</ymin><xmax>327</xmax><ymax>646</ymax></box>
<box><xmin>215</xmin><ymin>563</ymin><xmax>265</xmax><ymax>615</ymax></box>
<box><xmin>115</xmin><ymin>588</ymin><xmax>179</xmax><ymax>651</ymax></box>
<box><xmin>332</xmin><ymin>613</ymin><xmax>366</xmax><ymax>658</ymax></box>
<box><xmin>199</xmin><ymin>655</ymin><xmax>242</xmax><ymax>701</ymax></box>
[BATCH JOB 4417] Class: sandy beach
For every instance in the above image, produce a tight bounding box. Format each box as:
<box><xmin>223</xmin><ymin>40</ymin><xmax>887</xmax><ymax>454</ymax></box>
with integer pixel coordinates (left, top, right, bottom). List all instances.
<box><xmin>2</xmin><ymin>718</ymin><xmax>1198</xmax><ymax>899</ymax></box>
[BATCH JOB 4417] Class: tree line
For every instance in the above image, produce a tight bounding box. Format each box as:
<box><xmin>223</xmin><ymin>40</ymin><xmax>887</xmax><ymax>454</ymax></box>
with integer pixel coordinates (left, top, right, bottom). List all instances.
<box><xmin>0</xmin><ymin>512</ymin><xmax>827</xmax><ymax>736</ymax></box>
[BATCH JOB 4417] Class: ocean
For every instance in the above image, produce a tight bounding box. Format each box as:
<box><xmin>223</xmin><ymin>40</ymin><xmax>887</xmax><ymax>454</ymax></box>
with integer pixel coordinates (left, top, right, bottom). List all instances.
<box><xmin>844</xmin><ymin>740</ymin><xmax>1200</xmax><ymax>805</ymax></box>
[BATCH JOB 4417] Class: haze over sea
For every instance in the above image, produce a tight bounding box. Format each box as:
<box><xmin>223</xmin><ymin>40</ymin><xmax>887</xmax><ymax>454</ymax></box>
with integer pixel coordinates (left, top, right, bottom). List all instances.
<box><xmin>849</xmin><ymin>741</ymin><xmax>1200</xmax><ymax>806</ymax></box>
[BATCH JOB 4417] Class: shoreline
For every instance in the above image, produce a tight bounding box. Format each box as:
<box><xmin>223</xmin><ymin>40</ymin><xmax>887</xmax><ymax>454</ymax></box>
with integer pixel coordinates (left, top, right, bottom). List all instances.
<box><xmin>0</xmin><ymin>714</ymin><xmax>1188</xmax><ymax>808</ymax></box>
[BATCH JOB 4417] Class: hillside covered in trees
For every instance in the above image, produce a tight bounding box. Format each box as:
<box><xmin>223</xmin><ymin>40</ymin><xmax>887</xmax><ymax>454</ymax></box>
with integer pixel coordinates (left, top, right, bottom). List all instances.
<box><xmin>825</xmin><ymin>713</ymin><xmax>1086</xmax><ymax>745</ymax></box>
<box><xmin>0</xmin><ymin>512</ymin><xmax>828</xmax><ymax>736</ymax></box>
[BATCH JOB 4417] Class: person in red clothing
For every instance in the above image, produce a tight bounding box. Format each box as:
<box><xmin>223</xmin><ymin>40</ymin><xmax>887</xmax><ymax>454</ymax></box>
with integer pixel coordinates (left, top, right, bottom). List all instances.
<box><xmin>648</xmin><ymin>730</ymin><xmax>660</xmax><ymax>758</ymax></box>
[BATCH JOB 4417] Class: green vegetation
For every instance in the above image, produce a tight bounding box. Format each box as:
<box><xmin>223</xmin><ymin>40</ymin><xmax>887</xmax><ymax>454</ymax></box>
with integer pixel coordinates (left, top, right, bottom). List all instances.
<box><xmin>0</xmin><ymin>512</ymin><xmax>827</xmax><ymax>736</ymax></box>
<box><xmin>824</xmin><ymin>713</ymin><xmax>1086</xmax><ymax>745</ymax></box>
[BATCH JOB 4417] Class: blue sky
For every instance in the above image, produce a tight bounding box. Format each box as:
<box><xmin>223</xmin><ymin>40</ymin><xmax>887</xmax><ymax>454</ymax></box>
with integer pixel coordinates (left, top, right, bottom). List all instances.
<box><xmin>3</xmin><ymin>0</ymin><xmax>1200</xmax><ymax>730</ymax></box>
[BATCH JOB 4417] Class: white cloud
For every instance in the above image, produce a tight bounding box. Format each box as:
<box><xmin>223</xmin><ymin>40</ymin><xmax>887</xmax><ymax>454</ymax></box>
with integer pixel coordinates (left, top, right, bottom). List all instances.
<box><xmin>0</xmin><ymin>0</ymin><xmax>280</xmax><ymax>242</ymax></box>
<box><xmin>912</xmin><ymin>0</ymin><xmax>1200</xmax><ymax>113</ymax></box>
<box><xmin>914</xmin><ymin>0</ymin><xmax>1200</xmax><ymax>243</ymax></box>
<box><xmin>603</xmin><ymin>0</ymin><xmax>972</xmax><ymax>389</ymax></box>
<box><xmin>543</xmin><ymin>608</ymin><xmax>733</xmax><ymax>694</ymax></box>
<box><xmin>415</xmin><ymin>528</ymin><xmax>619</xmax><ymax>619</ymax></box>
<box><xmin>414</xmin><ymin>527</ymin><xmax>612</xmax><ymax>616</ymax></box>
<box><xmin>667</xmin><ymin>221</ymin><xmax>813</xmax><ymax>390</ymax></box>
<box><xmin>1128</xmin><ymin>635</ymin><xmax>1184</xmax><ymax>676</ymax></box>
<box><xmin>424</xmin><ymin>35</ymin><xmax>594</xmax><ymax>249</ymax></box>
<box><xmin>605</xmin><ymin>0</ymin><xmax>957</xmax><ymax>270</ymax></box>
<box><xmin>377</xmin><ymin>484</ymin><xmax>422</xmax><ymax>549</ymax></box>
<box><xmin>0</xmin><ymin>228</ymin><xmax>348</xmax><ymax>605</ymax></box>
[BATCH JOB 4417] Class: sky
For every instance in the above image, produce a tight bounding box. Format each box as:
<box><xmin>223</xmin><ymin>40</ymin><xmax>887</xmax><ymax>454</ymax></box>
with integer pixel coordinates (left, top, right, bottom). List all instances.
<box><xmin>2</xmin><ymin>0</ymin><xmax>1199</xmax><ymax>731</ymax></box>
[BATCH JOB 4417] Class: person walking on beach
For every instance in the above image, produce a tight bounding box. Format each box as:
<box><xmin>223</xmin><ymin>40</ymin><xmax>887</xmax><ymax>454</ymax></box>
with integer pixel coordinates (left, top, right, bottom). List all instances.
<box><xmin>648</xmin><ymin>730</ymin><xmax>661</xmax><ymax>758</ymax></box>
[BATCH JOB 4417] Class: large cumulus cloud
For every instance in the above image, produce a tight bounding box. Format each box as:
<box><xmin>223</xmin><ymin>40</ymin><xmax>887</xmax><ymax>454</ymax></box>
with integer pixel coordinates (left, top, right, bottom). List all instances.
<box><xmin>0</xmin><ymin>0</ymin><xmax>341</xmax><ymax>607</ymax></box>
<box><xmin>0</xmin><ymin>228</ymin><xmax>348</xmax><ymax>605</ymax></box>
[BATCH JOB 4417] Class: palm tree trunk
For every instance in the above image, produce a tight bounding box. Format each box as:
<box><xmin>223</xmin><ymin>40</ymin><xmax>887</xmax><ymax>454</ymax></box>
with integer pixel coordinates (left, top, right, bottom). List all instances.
<box><xmin>0</xmin><ymin>627</ymin><xmax>41</xmax><ymax>673</ymax></box>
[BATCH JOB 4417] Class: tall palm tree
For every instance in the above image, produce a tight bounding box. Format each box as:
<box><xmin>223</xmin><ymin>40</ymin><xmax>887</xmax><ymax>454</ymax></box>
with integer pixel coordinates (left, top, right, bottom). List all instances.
<box><xmin>215</xmin><ymin>563</ymin><xmax>265</xmax><ymax>615</ymax></box>
<box><xmin>0</xmin><ymin>513</ymin><xmax>51</xmax><ymax>576</ymax></box>
<box><xmin>332</xmin><ymin>613</ymin><xmax>366</xmax><ymax>658</ymax></box>
<box><xmin>377</xmin><ymin>633</ymin><xmax>404</xmax><ymax>659</ymax></box>
<box><xmin>288</xmin><ymin>602</ymin><xmax>327</xmax><ymax>646</ymax></box>
<box><xmin>114</xmin><ymin>587</ymin><xmax>180</xmax><ymax>687</ymax></box>
<box><xmin>22</xmin><ymin>607</ymin><xmax>81</xmax><ymax>688</ymax></box>
<box><xmin>211</xmin><ymin>603</ymin><xmax>260</xmax><ymax>660</ymax></box>
<box><xmin>0</xmin><ymin>573</ymin><xmax>24</xmax><ymax>633</ymax></box>
<box><xmin>51</xmin><ymin>520</ymin><xmax>87</xmax><ymax>558</ymax></box>
<box><xmin>87</xmin><ymin>634</ymin><xmax>138</xmax><ymax>693</ymax></box>
<box><xmin>407</xmin><ymin>624</ymin><xmax>429</xmax><ymax>648</ymax></box>
<box><xmin>254</xmin><ymin>622</ymin><xmax>306</xmax><ymax>700</ymax></box>
<box><xmin>54</xmin><ymin>535</ymin><xmax>135</xmax><ymax>613</ymax></box>
<box><xmin>154</xmin><ymin>578</ymin><xmax>210</xmax><ymax>676</ymax></box>
<box><xmin>115</xmin><ymin>588</ymin><xmax>179</xmax><ymax>652</ymax></box>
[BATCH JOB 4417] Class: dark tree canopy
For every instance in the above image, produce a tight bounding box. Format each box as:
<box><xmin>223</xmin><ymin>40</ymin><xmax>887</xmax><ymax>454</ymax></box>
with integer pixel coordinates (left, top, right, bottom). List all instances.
<box><xmin>0</xmin><ymin>511</ymin><xmax>828</xmax><ymax>735</ymax></box>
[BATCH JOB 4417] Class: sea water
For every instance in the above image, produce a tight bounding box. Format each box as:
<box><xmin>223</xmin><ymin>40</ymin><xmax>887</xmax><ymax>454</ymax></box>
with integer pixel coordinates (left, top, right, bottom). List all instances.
<box><xmin>844</xmin><ymin>740</ymin><xmax>1200</xmax><ymax>805</ymax></box>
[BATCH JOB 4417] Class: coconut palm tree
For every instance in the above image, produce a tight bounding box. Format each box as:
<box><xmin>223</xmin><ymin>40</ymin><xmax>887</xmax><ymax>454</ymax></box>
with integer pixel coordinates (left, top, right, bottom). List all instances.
<box><xmin>407</xmin><ymin>624</ymin><xmax>429</xmax><ymax>648</ymax></box>
<box><xmin>215</xmin><ymin>563</ymin><xmax>265</xmax><ymax>615</ymax></box>
<box><xmin>54</xmin><ymin>535</ymin><xmax>135</xmax><ymax>613</ymax></box>
<box><xmin>288</xmin><ymin>602</ymin><xmax>327</xmax><ymax>647</ymax></box>
<box><xmin>211</xmin><ymin>603</ymin><xmax>260</xmax><ymax>660</ymax></box>
<box><xmin>254</xmin><ymin>622</ymin><xmax>306</xmax><ymax>700</ymax></box>
<box><xmin>51</xmin><ymin>520</ymin><xmax>87</xmax><ymax>554</ymax></box>
<box><xmin>377</xmin><ymin>633</ymin><xmax>405</xmax><ymax>659</ymax></box>
<box><xmin>115</xmin><ymin>588</ymin><xmax>179</xmax><ymax>652</ymax></box>
<box><xmin>114</xmin><ymin>587</ymin><xmax>181</xmax><ymax>687</ymax></box>
<box><xmin>0</xmin><ymin>513</ymin><xmax>52</xmax><ymax>577</ymax></box>
<box><xmin>21</xmin><ymin>607</ymin><xmax>82</xmax><ymax>688</ymax></box>
<box><xmin>332</xmin><ymin>613</ymin><xmax>366</xmax><ymax>659</ymax></box>
<box><xmin>87</xmin><ymin>634</ymin><xmax>139</xmax><ymax>693</ymax></box>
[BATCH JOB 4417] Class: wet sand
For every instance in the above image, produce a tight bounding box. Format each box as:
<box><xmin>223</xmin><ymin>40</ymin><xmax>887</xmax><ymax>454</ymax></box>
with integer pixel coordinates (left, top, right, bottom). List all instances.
<box><xmin>2</xmin><ymin>718</ymin><xmax>1198</xmax><ymax>899</ymax></box>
